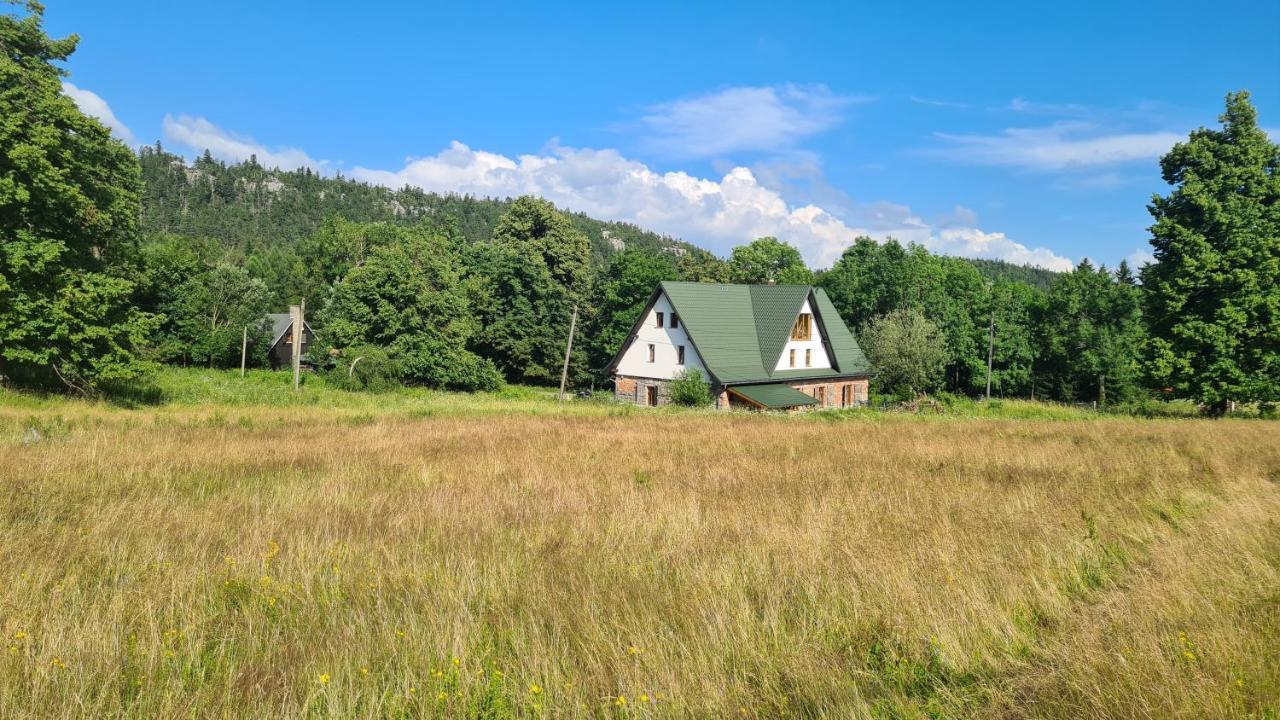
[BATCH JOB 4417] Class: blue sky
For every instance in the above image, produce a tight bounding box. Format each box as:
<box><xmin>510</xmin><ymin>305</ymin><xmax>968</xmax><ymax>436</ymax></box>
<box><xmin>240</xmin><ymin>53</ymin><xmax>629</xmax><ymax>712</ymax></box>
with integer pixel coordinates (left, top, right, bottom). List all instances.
<box><xmin>43</xmin><ymin>0</ymin><xmax>1279</xmax><ymax>271</ymax></box>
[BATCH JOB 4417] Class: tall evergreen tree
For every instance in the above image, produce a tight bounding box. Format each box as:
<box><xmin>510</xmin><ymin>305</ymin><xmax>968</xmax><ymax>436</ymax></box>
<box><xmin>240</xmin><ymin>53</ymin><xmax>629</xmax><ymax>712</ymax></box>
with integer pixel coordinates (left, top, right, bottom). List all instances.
<box><xmin>1038</xmin><ymin>261</ymin><xmax>1144</xmax><ymax>404</ymax></box>
<box><xmin>0</xmin><ymin>1</ymin><xmax>157</xmax><ymax>392</ymax></box>
<box><xmin>1142</xmin><ymin>91</ymin><xmax>1279</xmax><ymax>412</ymax></box>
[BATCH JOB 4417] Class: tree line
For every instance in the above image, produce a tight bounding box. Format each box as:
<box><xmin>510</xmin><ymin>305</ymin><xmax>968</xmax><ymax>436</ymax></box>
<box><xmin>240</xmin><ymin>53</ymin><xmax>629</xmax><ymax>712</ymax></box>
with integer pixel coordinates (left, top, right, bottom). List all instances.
<box><xmin>2</xmin><ymin>4</ymin><xmax>1276</xmax><ymax>414</ymax></box>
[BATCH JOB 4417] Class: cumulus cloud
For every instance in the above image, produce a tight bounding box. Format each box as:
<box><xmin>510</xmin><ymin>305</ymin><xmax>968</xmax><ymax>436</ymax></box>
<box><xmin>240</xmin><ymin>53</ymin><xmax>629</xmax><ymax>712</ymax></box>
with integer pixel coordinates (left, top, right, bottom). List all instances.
<box><xmin>926</xmin><ymin>121</ymin><xmax>1181</xmax><ymax>171</ymax></box>
<box><xmin>636</xmin><ymin>84</ymin><xmax>869</xmax><ymax>158</ymax></box>
<box><xmin>62</xmin><ymin>82</ymin><xmax>135</xmax><ymax>144</ymax></box>
<box><xmin>1126</xmin><ymin>247</ymin><xmax>1155</xmax><ymax>269</ymax></box>
<box><xmin>163</xmin><ymin>114</ymin><xmax>326</xmax><ymax>171</ymax></box>
<box><xmin>351</xmin><ymin>141</ymin><xmax>1075</xmax><ymax>271</ymax></box>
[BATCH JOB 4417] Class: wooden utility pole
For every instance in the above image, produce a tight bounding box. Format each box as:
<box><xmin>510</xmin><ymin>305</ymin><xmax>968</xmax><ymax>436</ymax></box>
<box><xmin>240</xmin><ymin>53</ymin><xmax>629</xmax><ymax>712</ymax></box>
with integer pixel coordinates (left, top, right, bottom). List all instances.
<box><xmin>240</xmin><ymin>326</ymin><xmax>247</xmax><ymax>377</ymax></box>
<box><xmin>984</xmin><ymin>308</ymin><xmax>995</xmax><ymax>401</ymax></box>
<box><xmin>558</xmin><ymin>304</ymin><xmax>579</xmax><ymax>401</ymax></box>
<box><xmin>290</xmin><ymin>300</ymin><xmax>304</xmax><ymax>391</ymax></box>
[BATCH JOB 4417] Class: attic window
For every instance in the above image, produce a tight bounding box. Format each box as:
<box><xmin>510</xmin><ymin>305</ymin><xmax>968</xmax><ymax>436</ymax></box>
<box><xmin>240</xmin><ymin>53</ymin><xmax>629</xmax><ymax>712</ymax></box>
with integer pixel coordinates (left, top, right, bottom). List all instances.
<box><xmin>791</xmin><ymin>313</ymin><xmax>812</xmax><ymax>341</ymax></box>
<box><xmin>655</xmin><ymin>311</ymin><xmax>664</xmax><ymax>328</ymax></box>
<box><xmin>789</xmin><ymin>349</ymin><xmax>796</xmax><ymax>368</ymax></box>
<box><xmin>648</xmin><ymin>344</ymin><xmax>655</xmax><ymax>362</ymax></box>
<box><xmin>677</xmin><ymin>345</ymin><xmax>685</xmax><ymax>365</ymax></box>
<box><xmin>670</xmin><ymin>313</ymin><xmax>679</xmax><ymax>329</ymax></box>
<box><xmin>805</xmin><ymin>349</ymin><xmax>812</xmax><ymax>367</ymax></box>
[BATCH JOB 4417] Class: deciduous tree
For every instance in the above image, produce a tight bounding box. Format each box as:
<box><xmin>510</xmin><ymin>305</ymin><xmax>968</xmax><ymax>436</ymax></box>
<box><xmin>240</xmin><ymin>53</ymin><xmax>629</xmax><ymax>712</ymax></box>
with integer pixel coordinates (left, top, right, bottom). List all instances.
<box><xmin>862</xmin><ymin>308</ymin><xmax>947</xmax><ymax>398</ymax></box>
<box><xmin>0</xmin><ymin>1</ymin><xmax>157</xmax><ymax>392</ymax></box>
<box><xmin>322</xmin><ymin>227</ymin><xmax>501</xmax><ymax>391</ymax></box>
<box><xmin>728</xmin><ymin>237</ymin><xmax>813</xmax><ymax>285</ymax></box>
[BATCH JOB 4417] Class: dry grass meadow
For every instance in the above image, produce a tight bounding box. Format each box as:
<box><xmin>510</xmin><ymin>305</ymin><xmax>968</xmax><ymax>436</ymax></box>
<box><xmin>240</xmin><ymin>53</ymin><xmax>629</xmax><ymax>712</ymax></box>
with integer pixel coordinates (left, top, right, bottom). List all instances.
<box><xmin>1</xmin><ymin>370</ymin><xmax>1278</xmax><ymax>718</ymax></box>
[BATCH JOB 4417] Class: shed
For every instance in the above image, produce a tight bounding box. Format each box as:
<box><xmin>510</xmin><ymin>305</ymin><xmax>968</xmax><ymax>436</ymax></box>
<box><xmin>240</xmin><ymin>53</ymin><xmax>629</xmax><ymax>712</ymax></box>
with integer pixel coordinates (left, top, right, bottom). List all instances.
<box><xmin>265</xmin><ymin>313</ymin><xmax>316</xmax><ymax>370</ymax></box>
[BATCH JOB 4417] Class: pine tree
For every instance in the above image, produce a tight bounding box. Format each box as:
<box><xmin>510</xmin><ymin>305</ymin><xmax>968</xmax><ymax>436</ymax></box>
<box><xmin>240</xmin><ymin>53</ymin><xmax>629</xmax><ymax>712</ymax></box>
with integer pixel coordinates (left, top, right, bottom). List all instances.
<box><xmin>1142</xmin><ymin>91</ymin><xmax>1280</xmax><ymax>413</ymax></box>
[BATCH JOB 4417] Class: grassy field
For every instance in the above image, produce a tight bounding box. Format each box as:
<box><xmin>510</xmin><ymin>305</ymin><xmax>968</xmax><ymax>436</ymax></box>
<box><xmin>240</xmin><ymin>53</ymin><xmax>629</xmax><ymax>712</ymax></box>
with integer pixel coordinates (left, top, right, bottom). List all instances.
<box><xmin>1</xmin><ymin>369</ymin><xmax>1277</xmax><ymax>718</ymax></box>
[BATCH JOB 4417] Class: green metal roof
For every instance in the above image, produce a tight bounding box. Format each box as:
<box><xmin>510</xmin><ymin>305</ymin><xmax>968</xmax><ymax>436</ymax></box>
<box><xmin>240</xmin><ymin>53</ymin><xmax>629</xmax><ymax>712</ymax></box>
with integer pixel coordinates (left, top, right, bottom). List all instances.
<box><xmin>729</xmin><ymin>382</ymin><xmax>819</xmax><ymax>409</ymax></box>
<box><xmin>650</xmin><ymin>281</ymin><xmax>873</xmax><ymax>385</ymax></box>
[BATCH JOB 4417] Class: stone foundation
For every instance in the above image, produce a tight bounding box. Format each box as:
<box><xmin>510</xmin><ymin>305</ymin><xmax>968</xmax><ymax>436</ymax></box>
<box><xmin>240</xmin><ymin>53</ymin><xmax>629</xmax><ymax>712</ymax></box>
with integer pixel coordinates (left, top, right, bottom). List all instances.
<box><xmin>614</xmin><ymin>375</ymin><xmax>869</xmax><ymax>411</ymax></box>
<box><xmin>787</xmin><ymin>378</ymin><xmax>869</xmax><ymax>410</ymax></box>
<box><xmin>614</xmin><ymin>375</ymin><xmax>671</xmax><ymax>407</ymax></box>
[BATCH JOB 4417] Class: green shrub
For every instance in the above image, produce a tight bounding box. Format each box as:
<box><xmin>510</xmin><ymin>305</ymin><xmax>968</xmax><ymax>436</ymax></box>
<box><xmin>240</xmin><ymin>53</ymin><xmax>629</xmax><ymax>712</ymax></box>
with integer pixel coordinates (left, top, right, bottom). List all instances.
<box><xmin>668</xmin><ymin>369</ymin><xmax>713</xmax><ymax>407</ymax></box>
<box><xmin>325</xmin><ymin>345</ymin><xmax>402</xmax><ymax>392</ymax></box>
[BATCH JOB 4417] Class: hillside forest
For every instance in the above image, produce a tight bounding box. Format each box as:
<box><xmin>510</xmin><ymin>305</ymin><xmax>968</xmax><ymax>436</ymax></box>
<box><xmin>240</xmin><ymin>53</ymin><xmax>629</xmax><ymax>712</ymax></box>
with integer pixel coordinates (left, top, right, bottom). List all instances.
<box><xmin>2</xmin><ymin>4</ymin><xmax>1278</xmax><ymax>413</ymax></box>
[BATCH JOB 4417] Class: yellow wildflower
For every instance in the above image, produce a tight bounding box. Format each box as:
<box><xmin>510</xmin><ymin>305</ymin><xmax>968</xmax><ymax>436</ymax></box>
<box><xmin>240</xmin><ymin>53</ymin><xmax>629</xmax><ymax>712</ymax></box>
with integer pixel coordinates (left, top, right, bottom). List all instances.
<box><xmin>615</xmin><ymin>695</ymin><xmax>627</xmax><ymax>706</ymax></box>
<box><xmin>361</xmin><ymin>667</ymin><xmax>370</xmax><ymax>676</ymax></box>
<box><xmin>436</xmin><ymin>691</ymin><xmax>447</xmax><ymax>701</ymax></box>
<box><xmin>640</xmin><ymin>693</ymin><xmax>650</xmax><ymax>703</ymax></box>
<box><xmin>318</xmin><ymin>673</ymin><xmax>330</xmax><ymax>684</ymax></box>
<box><xmin>451</xmin><ymin>656</ymin><xmax>460</xmax><ymax>666</ymax></box>
<box><xmin>529</xmin><ymin>683</ymin><xmax>542</xmax><ymax>695</ymax></box>
<box><xmin>628</xmin><ymin>645</ymin><xmax>642</xmax><ymax>655</ymax></box>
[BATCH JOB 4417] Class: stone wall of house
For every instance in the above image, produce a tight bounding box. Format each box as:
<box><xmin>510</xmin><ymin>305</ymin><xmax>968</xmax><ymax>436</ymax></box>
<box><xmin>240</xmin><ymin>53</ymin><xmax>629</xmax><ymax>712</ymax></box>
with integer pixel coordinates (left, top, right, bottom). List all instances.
<box><xmin>788</xmin><ymin>378</ymin><xmax>869</xmax><ymax>410</ymax></box>
<box><xmin>614</xmin><ymin>375</ymin><xmax>671</xmax><ymax>407</ymax></box>
<box><xmin>618</xmin><ymin>375</ymin><xmax>869</xmax><ymax>410</ymax></box>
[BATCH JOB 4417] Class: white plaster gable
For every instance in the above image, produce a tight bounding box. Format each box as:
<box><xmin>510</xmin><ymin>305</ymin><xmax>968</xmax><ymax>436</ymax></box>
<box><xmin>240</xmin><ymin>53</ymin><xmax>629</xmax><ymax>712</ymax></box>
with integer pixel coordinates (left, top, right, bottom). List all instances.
<box><xmin>615</xmin><ymin>292</ymin><xmax>709</xmax><ymax>380</ymax></box>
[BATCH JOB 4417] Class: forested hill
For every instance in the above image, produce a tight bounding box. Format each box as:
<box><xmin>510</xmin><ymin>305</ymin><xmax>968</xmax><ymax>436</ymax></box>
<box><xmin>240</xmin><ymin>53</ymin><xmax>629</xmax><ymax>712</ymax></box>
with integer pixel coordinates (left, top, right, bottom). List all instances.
<box><xmin>964</xmin><ymin>258</ymin><xmax>1061</xmax><ymax>291</ymax></box>
<box><xmin>138</xmin><ymin>144</ymin><xmax>1061</xmax><ymax>284</ymax></box>
<box><xmin>138</xmin><ymin>145</ymin><xmax>700</xmax><ymax>269</ymax></box>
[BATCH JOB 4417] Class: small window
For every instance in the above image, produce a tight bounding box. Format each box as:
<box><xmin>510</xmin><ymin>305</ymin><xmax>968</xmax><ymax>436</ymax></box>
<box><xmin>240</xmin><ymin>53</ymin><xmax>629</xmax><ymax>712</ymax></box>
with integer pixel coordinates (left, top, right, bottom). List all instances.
<box><xmin>648</xmin><ymin>344</ymin><xmax>655</xmax><ymax>362</ymax></box>
<box><xmin>805</xmin><ymin>349</ymin><xmax>812</xmax><ymax>367</ymax></box>
<box><xmin>670</xmin><ymin>313</ymin><xmax>679</xmax><ymax>329</ymax></box>
<box><xmin>655</xmin><ymin>311</ymin><xmax>664</xmax><ymax>328</ymax></box>
<box><xmin>841</xmin><ymin>384</ymin><xmax>851</xmax><ymax>406</ymax></box>
<box><xmin>791</xmin><ymin>313</ymin><xmax>812</xmax><ymax>341</ymax></box>
<box><xmin>789</xmin><ymin>349</ymin><xmax>796</xmax><ymax>368</ymax></box>
<box><xmin>677</xmin><ymin>345</ymin><xmax>685</xmax><ymax>365</ymax></box>
<box><xmin>816</xmin><ymin>387</ymin><xmax>827</xmax><ymax>406</ymax></box>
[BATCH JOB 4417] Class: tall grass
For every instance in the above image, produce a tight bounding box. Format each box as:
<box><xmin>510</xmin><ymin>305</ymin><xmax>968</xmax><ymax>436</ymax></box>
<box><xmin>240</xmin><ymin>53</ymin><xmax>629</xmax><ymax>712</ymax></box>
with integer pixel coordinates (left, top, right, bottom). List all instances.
<box><xmin>0</xmin><ymin>370</ymin><xmax>1277</xmax><ymax>718</ymax></box>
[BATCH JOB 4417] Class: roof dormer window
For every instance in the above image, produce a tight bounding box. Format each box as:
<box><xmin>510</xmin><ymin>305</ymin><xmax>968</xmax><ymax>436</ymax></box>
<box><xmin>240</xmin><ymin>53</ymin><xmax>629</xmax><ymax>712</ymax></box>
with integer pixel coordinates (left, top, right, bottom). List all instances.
<box><xmin>791</xmin><ymin>313</ymin><xmax>812</xmax><ymax>341</ymax></box>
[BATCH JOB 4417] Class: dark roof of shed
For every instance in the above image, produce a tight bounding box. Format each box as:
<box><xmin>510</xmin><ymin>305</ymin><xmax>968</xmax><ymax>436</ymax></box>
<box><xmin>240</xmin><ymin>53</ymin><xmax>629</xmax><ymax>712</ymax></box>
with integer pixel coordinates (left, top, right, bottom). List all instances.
<box><xmin>266</xmin><ymin>313</ymin><xmax>315</xmax><ymax>352</ymax></box>
<box><xmin>611</xmin><ymin>282</ymin><xmax>872</xmax><ymax>385</ymax></box>
<box><xmin>729</xmin><ymin>383</ymin><xmax>819</xmax><ymax>409</ymax></box>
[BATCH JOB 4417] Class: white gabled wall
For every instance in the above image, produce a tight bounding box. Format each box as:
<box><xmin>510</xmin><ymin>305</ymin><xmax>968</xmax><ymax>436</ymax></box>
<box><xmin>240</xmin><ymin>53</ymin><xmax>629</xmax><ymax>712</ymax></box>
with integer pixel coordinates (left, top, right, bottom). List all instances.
<box><xmin>615</xmin><ymin>292</ymin><xmax>709</xmax><ymax>380</ymax></box>
<box><xmin>774</xmin><ymin>298</ymin><xmax>832</xmax><ymax>372</ymax></box>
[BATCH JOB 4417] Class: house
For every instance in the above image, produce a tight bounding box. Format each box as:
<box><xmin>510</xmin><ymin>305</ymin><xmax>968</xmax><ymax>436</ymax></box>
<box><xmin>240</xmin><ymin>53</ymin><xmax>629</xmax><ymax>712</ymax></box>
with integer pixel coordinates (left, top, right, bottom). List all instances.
<box><xmin>607</xmin><ymin>282</ymin><xmax>873</xmax><ymax>411</ymax></box>
<box><xmin>265</xmin><ymin>313</ymin><xmax>316</xmax><ymax>370</ymax></box>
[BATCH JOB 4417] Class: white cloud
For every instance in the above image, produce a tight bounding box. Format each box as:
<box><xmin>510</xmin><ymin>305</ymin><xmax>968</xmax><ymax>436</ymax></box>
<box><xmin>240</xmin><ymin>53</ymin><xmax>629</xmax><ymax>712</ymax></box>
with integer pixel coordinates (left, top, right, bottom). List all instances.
<box><xmin>910</xmin><ymin>95</ymin><xmax>972</xmax><ymax>109</ymax></box>
<box><xmin>1003</xmin><ymin>97</ymin><xmax>1094</xmax><ymax>117</ymax></box>
<box><xmin>1053</xmin><ymin>172</ymin><xmax>1125</xmax><ymax>190</ymax></box>
<box><xmin>163</xmin><ymin>114</ymin><xmax>326</xmax><ymax>171</ymax></box>
<box><xmin>1126</xmin><ymin>248</ymin><xmax>1154</xmax><ymax>268</ymax></box>
<box><xmin>635</xmin><ymin>84</ymin><xmax>869</xmax><ymax>158</ymax></box>
<box><xmin>351</xmin><ymin>141</ymin><xmax>1075</xmax><ymax>271</ymax></box>
<box><xmin>927</xmin><ymin>121</ymin><xmax>1181</xmax><ymax>170</ymax></box>
<box><xmin>62</xmin><ymin>82</ymin><xmax>135</xmax><ymax>145</ymax></box>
